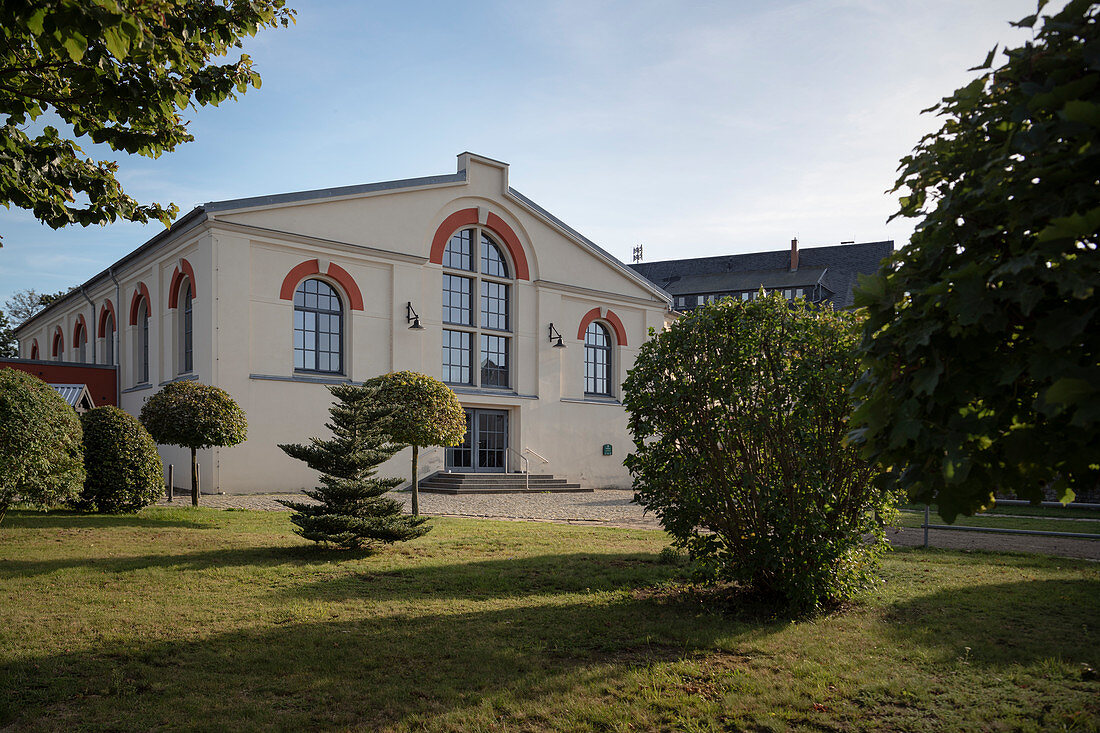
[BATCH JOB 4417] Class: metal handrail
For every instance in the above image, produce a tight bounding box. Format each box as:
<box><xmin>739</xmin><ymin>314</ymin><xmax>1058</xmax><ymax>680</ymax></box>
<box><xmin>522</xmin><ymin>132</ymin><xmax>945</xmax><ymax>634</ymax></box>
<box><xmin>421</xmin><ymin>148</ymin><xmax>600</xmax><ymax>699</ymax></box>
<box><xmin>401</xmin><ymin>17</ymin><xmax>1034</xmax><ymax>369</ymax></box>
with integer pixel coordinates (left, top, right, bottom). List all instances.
<box><xmin>524</xmin><ymin>447</ymin><xmax>550</xmax><ymax>465</ymax></box>
<box><xmin>506</xmin><ymin>448</ymin><xmax>530</xmax><ymax>491</ymax></box>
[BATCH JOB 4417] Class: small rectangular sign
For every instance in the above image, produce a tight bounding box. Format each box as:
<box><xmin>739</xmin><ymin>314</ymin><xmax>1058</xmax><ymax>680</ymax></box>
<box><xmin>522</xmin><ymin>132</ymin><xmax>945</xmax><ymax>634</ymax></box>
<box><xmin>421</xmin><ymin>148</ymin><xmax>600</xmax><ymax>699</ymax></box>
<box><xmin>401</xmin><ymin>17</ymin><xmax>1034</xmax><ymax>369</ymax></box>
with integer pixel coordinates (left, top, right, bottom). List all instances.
<box><xmin>602</xmin><ymin>444</ymin><xmax>613</xmax><ymax>456</ymax></box>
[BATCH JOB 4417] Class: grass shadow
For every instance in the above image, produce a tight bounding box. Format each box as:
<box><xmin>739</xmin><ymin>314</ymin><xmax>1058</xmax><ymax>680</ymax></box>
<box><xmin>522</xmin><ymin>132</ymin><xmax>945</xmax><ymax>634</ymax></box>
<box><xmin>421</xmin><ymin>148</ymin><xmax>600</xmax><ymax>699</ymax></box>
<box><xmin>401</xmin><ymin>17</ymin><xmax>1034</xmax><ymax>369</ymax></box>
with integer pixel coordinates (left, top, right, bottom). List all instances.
<box><xmin>1</xmin><ymin>509</ymin><xmax>217</xmax><ymax>531</ymax></box>
<box><xmin>885</xmin><ymin>578</ymin><xmax>1100</xmax><ymax>667</ymax></box>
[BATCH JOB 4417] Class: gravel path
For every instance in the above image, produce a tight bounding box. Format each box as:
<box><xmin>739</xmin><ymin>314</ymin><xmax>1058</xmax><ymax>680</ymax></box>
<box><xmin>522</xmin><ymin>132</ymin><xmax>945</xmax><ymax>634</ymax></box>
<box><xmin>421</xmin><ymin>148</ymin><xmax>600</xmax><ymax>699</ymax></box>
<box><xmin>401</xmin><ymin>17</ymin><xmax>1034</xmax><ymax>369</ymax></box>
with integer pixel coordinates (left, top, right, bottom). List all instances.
<box><xmin>160</xmin><ymin>490</ymin><xmax>1100</xmax><ymax>560</ymax></box>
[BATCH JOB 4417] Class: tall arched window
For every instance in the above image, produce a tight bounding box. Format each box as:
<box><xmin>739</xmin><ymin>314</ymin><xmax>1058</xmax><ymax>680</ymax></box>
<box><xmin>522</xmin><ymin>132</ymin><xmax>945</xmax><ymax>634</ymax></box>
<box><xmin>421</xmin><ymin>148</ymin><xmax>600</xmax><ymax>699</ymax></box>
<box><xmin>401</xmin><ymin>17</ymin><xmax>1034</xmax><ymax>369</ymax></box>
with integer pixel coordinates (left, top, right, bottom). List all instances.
<box><xmin>178</xmin><ymin>280</ymin><xmax>193</xmax><ymax>374</ymax></box>
<box><xmin>75</xmin><ymin>323</ymin><xmax>87</xmax><ymax>363</ymax></box>
<box><xmin>103</xmin><ymin>312</ymin><xmax>115</xmax><ymax>365</ymax></box>
<box><xmin>137</xmin><ymin>299</ymin><xmax>150</xmax><ymax>383</ymax></box>
<box><xmin>52</xmin><ymin>329</ymin><xmax>64</xmax><ymax>361</ymax></box>
<box><xmin>441</xmin><ymin>228</ymin><xmax>512</xmax><ymax>387</ymax></box>
<box><xmin>294</xmin><ymin>278</ymin><xmax>343</xmax><ymax>373</ymax></box>
<box><xmin>584</xmin><ymin>322</ymin><xmax>613</xmax><ymax>396</ymax></box>
<box><xmin>30</xmin><ymin>340</ymin><xmax>39</xmax><ymax>359</ymax></box>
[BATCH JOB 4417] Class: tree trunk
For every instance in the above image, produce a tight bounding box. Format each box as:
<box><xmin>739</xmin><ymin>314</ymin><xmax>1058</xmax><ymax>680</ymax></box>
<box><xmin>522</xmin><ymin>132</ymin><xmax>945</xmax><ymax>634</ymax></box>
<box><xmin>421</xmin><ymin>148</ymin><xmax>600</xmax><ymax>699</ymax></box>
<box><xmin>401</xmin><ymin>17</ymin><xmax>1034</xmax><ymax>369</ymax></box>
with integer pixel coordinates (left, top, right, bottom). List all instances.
<box><xmin>411</xmin><ymin>444</ymin><xmax>419</xmax><ymax>516</ymax></box>
<box><xmin>191</xmin><ymin>446</ymin><xmax>199</xmax><ymax>507</ymax></box>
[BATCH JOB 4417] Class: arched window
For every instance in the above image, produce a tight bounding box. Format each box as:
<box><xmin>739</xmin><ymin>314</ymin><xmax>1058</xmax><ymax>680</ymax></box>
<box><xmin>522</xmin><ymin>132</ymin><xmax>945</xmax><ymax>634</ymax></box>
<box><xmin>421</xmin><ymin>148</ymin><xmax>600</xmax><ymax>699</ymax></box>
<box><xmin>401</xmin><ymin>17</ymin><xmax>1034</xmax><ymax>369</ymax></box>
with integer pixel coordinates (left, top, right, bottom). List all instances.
<box><xmin>441</xmin><ymin>228</ymin><xmax>512</xmax><ymax>387</ymax></box>
<box><xmin>178</xmin><ymin>279</ymin><xmax>193</xmax><ymax>374</ymax></box>
<box><xmin>74</xmin><ymin>323</ymin><xmax>87</xmax><ymax>363</ymax></box>
<box><xmin>30</xmin><ymin>340</ymin><xmax>39</xmax><ymax>359</ymax></box>
<box><xmin>584</xmin><ymin>322</ymin><xmax>613</xmax><ymax>396</ymax></box>
<box><xmin>103</xmin><ymin>312</ymin><xmax>115</xmax><ymax>365</ymax></box>
<box><xmin>137</xmin><ymin>299</ymin><xmax>150</xmax><ymax>383</ymax></box>
<box><xmin>294</xmin><ymin>278</ymin><xmax>343</xmax><ymax>373</ymax></box>
<box><xmin>52</xmin><ymin>329</ymin><xmax>64</xmax><ymax>361</ymax></box>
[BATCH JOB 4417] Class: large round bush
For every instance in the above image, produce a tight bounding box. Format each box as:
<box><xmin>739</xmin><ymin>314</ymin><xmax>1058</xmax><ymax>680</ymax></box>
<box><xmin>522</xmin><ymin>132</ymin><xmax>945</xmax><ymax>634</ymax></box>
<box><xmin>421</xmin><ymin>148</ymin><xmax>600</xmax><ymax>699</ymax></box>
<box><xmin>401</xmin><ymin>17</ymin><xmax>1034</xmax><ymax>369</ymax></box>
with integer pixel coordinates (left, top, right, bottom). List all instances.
<box><xmin>77</xmin><ymin>406</ymin><xmax>164</xmax><ymax>513</ymax></box>
<box><xmin>0</xmin><ymin>368</ymin><xmax>84</xmax><ymax>520</ymax></box>
<box><xmin>623</xmin><ymin>293</ymin><xmax>896</xmax><ymax>615</ymax></box>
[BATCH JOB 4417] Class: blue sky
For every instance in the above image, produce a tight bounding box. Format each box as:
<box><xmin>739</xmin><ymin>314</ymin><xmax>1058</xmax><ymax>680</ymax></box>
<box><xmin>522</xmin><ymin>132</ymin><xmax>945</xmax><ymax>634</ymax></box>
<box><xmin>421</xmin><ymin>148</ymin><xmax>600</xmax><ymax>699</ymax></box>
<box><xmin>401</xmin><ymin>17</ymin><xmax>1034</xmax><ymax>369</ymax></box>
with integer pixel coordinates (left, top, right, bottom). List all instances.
<box><xmin>0</xmin><ymin>0</ymin><xmax>1049</xmax><ymax>307</ymax></box>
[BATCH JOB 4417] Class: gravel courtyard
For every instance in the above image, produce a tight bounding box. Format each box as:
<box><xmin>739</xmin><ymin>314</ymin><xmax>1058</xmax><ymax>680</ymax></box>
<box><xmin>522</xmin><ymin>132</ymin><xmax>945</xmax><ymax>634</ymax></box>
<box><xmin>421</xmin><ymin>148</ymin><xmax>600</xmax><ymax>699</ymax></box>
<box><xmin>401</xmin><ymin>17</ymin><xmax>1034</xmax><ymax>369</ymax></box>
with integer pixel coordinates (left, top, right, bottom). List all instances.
<box><xmin>159</xmin><ymin>489</ymin><xmax>1100</xmax><ymax>560</ymax></box>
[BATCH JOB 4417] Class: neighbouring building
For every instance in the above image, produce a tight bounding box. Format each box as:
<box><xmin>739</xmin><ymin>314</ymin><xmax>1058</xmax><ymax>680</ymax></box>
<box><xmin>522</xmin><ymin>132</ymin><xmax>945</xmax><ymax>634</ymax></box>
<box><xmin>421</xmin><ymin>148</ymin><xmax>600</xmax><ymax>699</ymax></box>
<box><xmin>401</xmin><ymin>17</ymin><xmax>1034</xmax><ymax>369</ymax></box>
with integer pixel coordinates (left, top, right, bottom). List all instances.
<box><xmin>629</xmin><ymin>238</ymin><xmax>893</xmax><ymax>311</ymax></box>
<box><xmin>13</xmin><ymin>153</ymin><xmax>674</xmax><ymax>493</ymax></box>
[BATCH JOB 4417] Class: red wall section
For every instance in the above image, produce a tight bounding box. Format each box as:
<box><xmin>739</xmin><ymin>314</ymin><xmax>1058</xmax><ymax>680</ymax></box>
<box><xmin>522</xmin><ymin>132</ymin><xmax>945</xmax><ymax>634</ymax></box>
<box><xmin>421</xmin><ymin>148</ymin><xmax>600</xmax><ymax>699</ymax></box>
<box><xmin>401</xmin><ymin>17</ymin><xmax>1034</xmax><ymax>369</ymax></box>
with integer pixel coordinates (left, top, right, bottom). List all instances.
<box><xmin>0</xmin><ymin>359</ymin><xmax>118</xmax><ymax>407</ymax></box>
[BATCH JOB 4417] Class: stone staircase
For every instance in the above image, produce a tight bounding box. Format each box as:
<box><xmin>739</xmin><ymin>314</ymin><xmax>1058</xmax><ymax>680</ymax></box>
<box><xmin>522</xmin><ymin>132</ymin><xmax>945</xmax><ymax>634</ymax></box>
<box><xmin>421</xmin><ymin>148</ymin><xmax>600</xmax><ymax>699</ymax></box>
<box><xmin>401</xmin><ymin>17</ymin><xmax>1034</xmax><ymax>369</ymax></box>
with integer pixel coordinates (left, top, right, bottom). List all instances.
<box><xmin>417</xmin><ymin>472</ymin><xmax>589</xmax><ymax>494</ymax></box>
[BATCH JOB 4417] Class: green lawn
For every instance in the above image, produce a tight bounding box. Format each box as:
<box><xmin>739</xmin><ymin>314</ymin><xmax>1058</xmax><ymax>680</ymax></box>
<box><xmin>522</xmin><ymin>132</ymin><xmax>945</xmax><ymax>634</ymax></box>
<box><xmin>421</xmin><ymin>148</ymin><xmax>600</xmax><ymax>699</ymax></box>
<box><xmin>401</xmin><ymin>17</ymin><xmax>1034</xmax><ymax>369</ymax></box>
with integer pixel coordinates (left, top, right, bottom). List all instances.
<box><xmin>1</xmin><ymin>508</ymin><xmax>1098</xmax><ymax>732</ymax></box>
<box><xmin>896</xmin><ymin>509</ymin><xmax>1100</xmax><ymax>535</ymax></box>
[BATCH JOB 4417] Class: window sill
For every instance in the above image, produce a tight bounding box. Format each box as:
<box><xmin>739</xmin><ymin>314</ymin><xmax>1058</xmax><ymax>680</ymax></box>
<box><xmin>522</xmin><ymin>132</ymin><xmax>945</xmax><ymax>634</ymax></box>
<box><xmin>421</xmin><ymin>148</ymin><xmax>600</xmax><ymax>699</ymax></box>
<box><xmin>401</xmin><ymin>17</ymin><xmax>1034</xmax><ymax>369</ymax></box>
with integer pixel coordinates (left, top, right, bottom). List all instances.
<box><xmin>159</xmin><ymin>373</ymin><xmax>198</xmax><ymax>386</ymax></box>
<box><xmin>252</xmin><ymin>372</ymin><xmax>352</xmax><ymax>385</ymax></box>
<box><xmin>121</xmin><ymin>383</ymin><xmax>153</xmax><ymax>394</ymax></box>
<box><xmin>561</xmin><ymin>396</ymin><xmax>622</xmax><ymax>406</ymax></box>
<box><xmin>449</xmin><ymin>385</ymin><xmax>538</xmax><ymax>400</ymax></box>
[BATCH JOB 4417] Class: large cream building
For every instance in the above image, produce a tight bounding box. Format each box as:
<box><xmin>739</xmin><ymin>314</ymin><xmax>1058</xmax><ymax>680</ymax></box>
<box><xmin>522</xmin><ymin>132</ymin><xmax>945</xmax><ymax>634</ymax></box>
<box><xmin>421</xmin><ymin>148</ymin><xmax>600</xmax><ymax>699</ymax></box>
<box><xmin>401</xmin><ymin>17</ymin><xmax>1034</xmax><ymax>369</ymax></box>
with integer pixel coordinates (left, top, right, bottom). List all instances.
<box><xmin>15</xmin><ymin>153</ymin><xmax>674</xmax><ymax>493</ymax></box>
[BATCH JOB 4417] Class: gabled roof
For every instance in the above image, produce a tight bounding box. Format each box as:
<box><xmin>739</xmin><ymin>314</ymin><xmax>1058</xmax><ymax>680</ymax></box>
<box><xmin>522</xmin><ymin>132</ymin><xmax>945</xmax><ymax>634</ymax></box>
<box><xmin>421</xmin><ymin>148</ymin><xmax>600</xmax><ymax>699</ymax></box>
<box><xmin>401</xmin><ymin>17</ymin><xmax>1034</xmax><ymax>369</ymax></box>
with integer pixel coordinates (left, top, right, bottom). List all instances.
<box><xmin>16</xmin><ymin>153</ymin><xmax>669</xmax><ymax>335</ymax></box>
<box><xmin>630</xmin><ymin>241</ymin><xmax>893</xmax><ymax>309</ymax></box>
<box><xmin>51</xmin><ymin>383</ymin><xmax>94</xmax><ymax>409</ymax></box>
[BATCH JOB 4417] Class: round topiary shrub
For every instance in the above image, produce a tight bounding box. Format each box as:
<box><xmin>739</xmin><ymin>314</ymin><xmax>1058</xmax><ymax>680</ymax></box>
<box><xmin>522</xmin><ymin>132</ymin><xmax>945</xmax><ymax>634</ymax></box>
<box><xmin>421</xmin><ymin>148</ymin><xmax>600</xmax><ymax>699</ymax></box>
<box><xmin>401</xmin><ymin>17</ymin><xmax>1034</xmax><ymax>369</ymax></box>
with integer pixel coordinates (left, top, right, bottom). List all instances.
<box><xmin>77</xmin><ymin>406</ymin><xmax>164</xmax><ymax>513</ymax></box>
<box><xmin>0</xmin><ymin>367</ymin><xmax>84</xmax><ymax>521</ymax></box>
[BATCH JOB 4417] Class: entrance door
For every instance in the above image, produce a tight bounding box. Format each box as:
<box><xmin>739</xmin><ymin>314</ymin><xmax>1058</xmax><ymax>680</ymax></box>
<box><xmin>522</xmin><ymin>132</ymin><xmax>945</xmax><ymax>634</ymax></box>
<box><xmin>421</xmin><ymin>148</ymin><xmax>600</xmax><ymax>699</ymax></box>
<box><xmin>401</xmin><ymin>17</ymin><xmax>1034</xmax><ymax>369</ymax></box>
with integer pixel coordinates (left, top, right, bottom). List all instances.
<box><xmin>446</xmin><ymin>409</ymin><xmax>508</xmax><ymax>473</ymax></box>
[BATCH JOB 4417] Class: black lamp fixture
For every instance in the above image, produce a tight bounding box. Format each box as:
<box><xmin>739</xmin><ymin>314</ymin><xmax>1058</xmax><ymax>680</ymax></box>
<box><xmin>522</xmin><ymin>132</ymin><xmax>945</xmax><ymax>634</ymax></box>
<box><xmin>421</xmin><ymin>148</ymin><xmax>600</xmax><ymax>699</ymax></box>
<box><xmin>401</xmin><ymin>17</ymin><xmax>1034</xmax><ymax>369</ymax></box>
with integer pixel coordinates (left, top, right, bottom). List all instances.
<box><xmin>548</xmin><ymin>323</ymin><xmax>567</xmax><ymax>349</ymax></box>
<box><xmin>407</xmin><ymin>302</ymin><xmax>424</xmax><ymax>331</ymax></box>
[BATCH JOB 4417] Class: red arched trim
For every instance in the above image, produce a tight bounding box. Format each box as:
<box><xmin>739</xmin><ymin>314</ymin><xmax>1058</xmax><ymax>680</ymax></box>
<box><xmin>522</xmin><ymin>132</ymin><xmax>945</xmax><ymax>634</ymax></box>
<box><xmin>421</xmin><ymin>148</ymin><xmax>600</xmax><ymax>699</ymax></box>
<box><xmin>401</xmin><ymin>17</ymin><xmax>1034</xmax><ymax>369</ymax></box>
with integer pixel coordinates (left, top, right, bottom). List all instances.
<box><xmin>485</xmin><ymin>213</ymin><xmax>530</xmax><ymax>280</ymax></box>
<box><xmin>128</xmin><ymin>282</ymin><xmax>152</xmax><ymax>326</ymax></box>
<box><xmin>577</xmin><ymin>307</ymin><xmax>628</xmax><ymax>347</ymax></box>
<box><xmin>30</xmin><ymin>339</ymin><xmax>39</xmax><ymax>359</ymax></box>
<box><xmin>577</xmin><ymin>307</ymin><xmax>602</xmax><ymax>341</ymax></box>
<box><xmin>603</xmin><ymin>309</ymin><xmax>628</xmax><ymax>347</ymax></box>
<box><xmin>279</xmin><ymin>259</ymin><xmax>320</xmax><ymax>300</ymax></box>
<box><xmin>97</xmin><ymin>300</ymin><xmax>116</xmax><ymax>338</ymax></box>
<box><xmin>325</xmin><ymin>262</ymin><xmax>364</xmax><ymax>310</ymax></box>
<box><xmin>52</xmin><ymin>327</ymin><xmax>64</xmax><ymax>357</ymax></box>
<box><xmin>168</xmin><ymin>258</ymin><xmax>197</xmax><ymax>309</ymax></box>
<box><xmin>278</xmin><ymin>259</ymin><xmax>363</xmax><ymax>311</ymax></box>
<box><xmin>72</xmin><ymin>314</ymin><xmax>88</xmax><ymax>346</ymax></box>
<box><xmin>428</xmin><ymin>208</ymin><xmax>531</xmax><ymax>281</ymax></box>
<box><xmin>429</xmin><ymin>209</ymin><xmax>479</xmax><ymax>264</ymax></box>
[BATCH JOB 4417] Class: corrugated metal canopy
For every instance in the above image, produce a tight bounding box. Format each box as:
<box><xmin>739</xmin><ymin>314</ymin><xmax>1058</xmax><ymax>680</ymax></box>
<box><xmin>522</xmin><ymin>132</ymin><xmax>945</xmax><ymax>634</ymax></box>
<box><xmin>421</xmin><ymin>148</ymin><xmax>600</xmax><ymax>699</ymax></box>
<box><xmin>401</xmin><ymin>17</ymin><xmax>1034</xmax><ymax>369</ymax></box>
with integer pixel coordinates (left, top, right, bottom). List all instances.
<box><xmin>51</xmin><ymin>384</ymin><xmax>93</xmax><ymax>408</ymax></box>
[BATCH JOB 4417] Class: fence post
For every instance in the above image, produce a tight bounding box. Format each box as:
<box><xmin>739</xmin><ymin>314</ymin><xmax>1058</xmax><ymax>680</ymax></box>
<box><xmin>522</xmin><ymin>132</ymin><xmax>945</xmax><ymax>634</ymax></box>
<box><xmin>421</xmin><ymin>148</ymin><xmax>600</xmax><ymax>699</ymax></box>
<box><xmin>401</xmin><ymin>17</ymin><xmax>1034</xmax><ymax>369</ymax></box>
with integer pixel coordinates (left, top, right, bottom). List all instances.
<box><xmin>924</xmin><ymin>504</ymin><xmax>930</xmax><ymax>548</ymax></box>
<box><xmin>167</xmin><ymin>464</ymin><xmax>174</xmax><ymax>502</ymax></box>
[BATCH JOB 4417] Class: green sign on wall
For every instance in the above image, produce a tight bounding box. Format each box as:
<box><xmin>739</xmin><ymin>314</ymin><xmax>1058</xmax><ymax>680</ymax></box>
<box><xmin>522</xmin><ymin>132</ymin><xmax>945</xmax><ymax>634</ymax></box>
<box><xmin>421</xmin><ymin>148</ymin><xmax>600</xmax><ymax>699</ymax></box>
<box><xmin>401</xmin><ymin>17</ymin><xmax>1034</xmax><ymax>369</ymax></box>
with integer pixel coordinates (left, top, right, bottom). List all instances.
<box><xmin>602</xmin><ymin>444</ymin><xmax>613</xmax><ymax>456</ymax></box>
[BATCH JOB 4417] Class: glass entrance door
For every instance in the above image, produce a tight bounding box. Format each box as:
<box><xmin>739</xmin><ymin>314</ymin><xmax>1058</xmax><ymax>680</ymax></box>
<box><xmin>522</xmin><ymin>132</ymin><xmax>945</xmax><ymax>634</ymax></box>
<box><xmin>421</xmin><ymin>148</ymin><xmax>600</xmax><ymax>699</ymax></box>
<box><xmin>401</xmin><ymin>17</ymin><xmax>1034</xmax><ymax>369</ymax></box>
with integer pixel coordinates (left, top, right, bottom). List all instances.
<box><xmin>446</xmin><ymin>409</ymin><xmax>508</xmax><ymax>473</ymax></box>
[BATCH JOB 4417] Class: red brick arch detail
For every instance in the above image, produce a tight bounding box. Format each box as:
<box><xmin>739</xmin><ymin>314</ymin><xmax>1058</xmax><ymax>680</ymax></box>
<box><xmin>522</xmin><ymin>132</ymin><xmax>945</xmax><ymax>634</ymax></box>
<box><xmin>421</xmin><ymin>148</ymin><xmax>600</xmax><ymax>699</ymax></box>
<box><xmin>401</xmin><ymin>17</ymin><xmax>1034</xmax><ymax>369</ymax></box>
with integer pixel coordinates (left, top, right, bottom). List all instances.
<box><xmin>30</xmin><ymin>339</ymin><xmax>39</xmax><ymax>359</ymax></box>
<box><xmin>51</xmin><ymin>327</ymin><xmax>64</xmax><ymax>357</ymax></box>
<box><xmin>128</xmin><ymin>282</ymin><xmax>152</xmax><ymax>326</ymax></box>
<box><xmin>577</xmin><ymin>307</ymin><xmax>628</xmax><ymax>347</ymax></box>
<box><xmin>279</xmin><ymin>259</ymin><xmax>364</xmax><ymax>311</ymax></box>
<box><xmin>168</xmin><ymin>258</ymin><xmax>197</xmax><ymax>309</ymax></box>
<box><xmin>429</xmin><ymin>208</ymin><xmax>530</xmax><ymax>280</ymax></box>
<box><xmin>72</xmin><ymin>314</ymin><xmax>88</xmax><ymax>346</ymax></box>
<box><xmin>97</xmin><ymin>299</ymin><xmax>116</xmax><ymax>338</ymax></box>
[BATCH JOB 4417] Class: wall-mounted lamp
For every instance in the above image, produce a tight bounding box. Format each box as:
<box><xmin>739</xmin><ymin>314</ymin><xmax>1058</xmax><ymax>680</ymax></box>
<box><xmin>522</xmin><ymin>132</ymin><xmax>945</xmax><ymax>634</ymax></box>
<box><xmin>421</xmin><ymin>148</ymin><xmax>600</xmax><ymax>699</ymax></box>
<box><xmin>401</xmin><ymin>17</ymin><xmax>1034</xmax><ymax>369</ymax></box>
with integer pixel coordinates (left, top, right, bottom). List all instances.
<box><xmin>548</xmin><ymin>323</ymin><xmax>567</xmax><ymax>349</ymax></box>
<box><xmin>407</xmin><ymin>302</ymin><xmax>425</xmax><ymax>331</ymax></box>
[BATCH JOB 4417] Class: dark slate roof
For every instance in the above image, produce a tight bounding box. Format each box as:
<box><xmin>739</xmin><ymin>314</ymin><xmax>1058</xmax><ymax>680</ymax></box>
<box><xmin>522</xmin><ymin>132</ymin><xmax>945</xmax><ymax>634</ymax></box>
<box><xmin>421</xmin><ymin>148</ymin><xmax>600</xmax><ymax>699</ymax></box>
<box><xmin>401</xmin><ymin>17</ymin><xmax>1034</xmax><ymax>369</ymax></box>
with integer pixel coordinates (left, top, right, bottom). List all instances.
<box><xmin>629</xmin><ymin>241</ymin><xmax>894</xmax><ymax>309</ymax></box>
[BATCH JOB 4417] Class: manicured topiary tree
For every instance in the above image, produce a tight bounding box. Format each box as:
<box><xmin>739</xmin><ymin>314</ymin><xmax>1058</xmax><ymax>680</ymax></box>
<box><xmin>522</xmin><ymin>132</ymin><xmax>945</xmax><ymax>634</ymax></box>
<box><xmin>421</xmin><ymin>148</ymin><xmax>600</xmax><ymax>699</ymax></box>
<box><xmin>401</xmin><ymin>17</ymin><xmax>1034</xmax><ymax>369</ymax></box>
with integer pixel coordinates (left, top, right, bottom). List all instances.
<box><xmin>278</xmin><ymin>383</ymin><xmax>430</xmax><ymax>550</ymax></box>
<box><xmin>140</xmin><ymin>381</ymin><xmax>247</xmax><ymax>505</ymax></box>
<box><xmin>0</xmin><ymin>368</ymin><xmax>84</xmax><ymax>522</ymax></box>
<box><xmin>76</xmin><ymin>406</ymin><xmax>163</xmax><ymax>513</ymax></box>
<box><xmin>371</xmin><ymin>371</ymin><xmax>466</xmax><ymax>516</ymax></box>
<box><xmin>623</xmin><ymin>293</ymin><xmax>895</xmax><ymax>615</ymax></box>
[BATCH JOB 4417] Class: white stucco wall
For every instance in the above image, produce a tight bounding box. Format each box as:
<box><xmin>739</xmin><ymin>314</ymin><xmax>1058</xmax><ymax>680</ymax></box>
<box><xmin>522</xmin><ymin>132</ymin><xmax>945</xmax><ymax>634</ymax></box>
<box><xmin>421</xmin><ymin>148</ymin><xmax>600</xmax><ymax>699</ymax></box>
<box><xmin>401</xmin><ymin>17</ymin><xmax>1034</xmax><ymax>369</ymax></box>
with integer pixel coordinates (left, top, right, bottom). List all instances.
<box><xmin>15</xmin><ymin>153</ymin><xmax>673</xmax><ymax>493</ymax></box>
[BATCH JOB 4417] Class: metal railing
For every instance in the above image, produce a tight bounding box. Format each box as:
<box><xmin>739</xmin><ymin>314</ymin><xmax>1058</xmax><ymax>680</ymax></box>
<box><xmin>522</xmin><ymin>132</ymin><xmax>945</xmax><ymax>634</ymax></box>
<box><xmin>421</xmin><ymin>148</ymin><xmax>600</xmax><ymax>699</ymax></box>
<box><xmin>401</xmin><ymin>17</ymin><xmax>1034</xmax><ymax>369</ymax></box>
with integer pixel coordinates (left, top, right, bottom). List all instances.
<box><xmin>506</xmin><ymin>449</ymin><xmax>530</xmax><ymax>491</ymax></box>
<box><xmin>917</xmin><ymin>504</ymin><xmax>1100</xmax><ymax>547</ymax></box>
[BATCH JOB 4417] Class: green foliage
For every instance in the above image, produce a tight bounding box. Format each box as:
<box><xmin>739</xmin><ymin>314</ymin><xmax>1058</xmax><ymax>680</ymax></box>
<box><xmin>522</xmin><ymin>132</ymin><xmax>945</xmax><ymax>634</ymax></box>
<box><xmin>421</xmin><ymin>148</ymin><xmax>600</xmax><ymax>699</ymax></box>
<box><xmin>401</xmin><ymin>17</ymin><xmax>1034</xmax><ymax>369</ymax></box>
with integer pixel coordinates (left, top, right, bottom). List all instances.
<box><xmin>140</xmin><ymin>381</ymin><xmax>247</xmax><ymax>451</ymax></box>
<box><xmin>370</xmin><ymin>371</ymin><xmax>467</xmax><ymax>449</ymax></box>
<box><xmin>850</xmin><ymin>1</ymin><xmax>1100</xmax><ymax>521</ymax></box>
<box><xmin>623</xmin><ymin>294</ymin><xmax>894</xmax><ymax>615</ymax></box>
<box><xmin>0</xmin><ymin>310</ymin><xmax>15</xmax><ymax>358</ymax></box>
<box><xmin>0</xmin><ymin>1</ymin><xmax>294</xmax><ymax>243</ymax></box>
<box><xmin>76</xmin><ymin>406</ymin><xmax>163</xmax><ymax>513</ymax></box>
<box><xmin>278</xmin><ymin>383</ymin><xmax>430</xmax><ymax>550</ymax></box>
<box><xmin>0</xmin><ymin>367</ymin><xmax>84</xmax><ymax>520</ymax></box>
